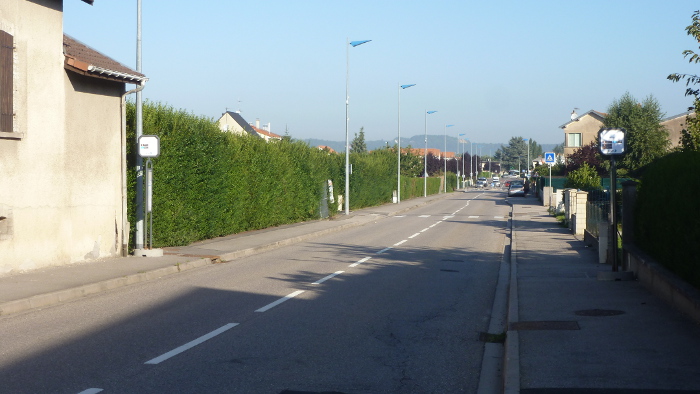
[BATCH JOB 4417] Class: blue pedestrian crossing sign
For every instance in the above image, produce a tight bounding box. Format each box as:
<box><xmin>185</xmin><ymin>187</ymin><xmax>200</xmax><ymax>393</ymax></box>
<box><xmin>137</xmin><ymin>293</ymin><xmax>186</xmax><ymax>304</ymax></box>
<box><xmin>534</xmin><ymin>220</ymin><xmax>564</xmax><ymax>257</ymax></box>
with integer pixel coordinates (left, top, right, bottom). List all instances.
<box><xmin>544</xmin><ymin>152</ymin><xmax>555</xmax><ymax>164</ymax></box>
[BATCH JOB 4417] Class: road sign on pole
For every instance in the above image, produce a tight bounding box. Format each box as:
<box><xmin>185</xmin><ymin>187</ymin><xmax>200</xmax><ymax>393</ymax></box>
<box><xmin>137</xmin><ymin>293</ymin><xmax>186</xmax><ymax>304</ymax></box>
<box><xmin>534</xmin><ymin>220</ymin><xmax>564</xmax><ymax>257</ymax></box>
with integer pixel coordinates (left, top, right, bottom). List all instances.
<box><xmin>544</xmin><ymin>152</ymin><xmax>555</xmax><ymax>164</ymax></box>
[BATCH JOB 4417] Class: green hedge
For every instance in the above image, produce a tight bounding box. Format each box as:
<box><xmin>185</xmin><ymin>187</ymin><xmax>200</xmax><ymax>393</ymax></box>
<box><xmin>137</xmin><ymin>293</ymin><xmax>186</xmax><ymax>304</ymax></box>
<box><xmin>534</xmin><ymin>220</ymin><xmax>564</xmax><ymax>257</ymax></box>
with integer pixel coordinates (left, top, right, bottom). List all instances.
<box><xmin>126</xmin><ymin>102</ymin><xmax>447</xmax><ymax>248</ymax></box>
<box><xmin>635</xmin><ymin>151</ymin><xmax>700</xmax><ymax>289</ymax></box>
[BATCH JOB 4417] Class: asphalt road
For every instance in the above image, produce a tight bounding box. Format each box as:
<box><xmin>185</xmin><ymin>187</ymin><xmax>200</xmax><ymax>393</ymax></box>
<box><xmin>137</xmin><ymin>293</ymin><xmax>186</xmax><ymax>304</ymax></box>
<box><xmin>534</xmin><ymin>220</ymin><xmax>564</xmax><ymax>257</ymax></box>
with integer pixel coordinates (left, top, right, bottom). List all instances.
<box><xmin>0</xmin><ymin>191</ymin><xmax>510</xmax><ymax>394</ymax></box>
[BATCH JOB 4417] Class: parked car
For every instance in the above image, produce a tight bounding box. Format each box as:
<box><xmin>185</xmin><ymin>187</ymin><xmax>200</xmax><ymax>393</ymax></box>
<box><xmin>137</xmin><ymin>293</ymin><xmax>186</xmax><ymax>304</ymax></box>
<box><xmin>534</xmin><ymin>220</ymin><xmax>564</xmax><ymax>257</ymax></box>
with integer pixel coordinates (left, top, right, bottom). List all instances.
<box><xmin>507</xmin><ymin>181</ymin><xmax>525</xmax><ymax>197</ymax></box>
<box><xmin>503</xmin><ymin>180</ymin><xmax>512</xmax><ymax>188</ymax></box>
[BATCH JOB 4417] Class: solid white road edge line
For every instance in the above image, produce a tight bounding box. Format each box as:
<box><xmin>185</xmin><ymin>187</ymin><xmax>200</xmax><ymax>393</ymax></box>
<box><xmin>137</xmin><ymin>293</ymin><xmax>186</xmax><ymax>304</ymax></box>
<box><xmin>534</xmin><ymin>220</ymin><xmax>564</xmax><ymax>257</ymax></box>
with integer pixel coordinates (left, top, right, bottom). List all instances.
<box><xmin>144</xmin><ymin>323</ymin><xmax>239</xmax><ymax>365</ymax></box>
<box><xmin>255</xmin><ymin>290</ymin><xmax>305</xmax><ymax>313</ymax></box>
<box><xmin>376</xmin><ymin>247</ymin><xmax>392</xmax><ymax>254</ymax></box>
<box><xmin>313</xmin><ymin>271</ymin><xmax>345</xmax><ymax>285</ymax></box>
<box><xmin>349</xmin><ymin>257</ymin><xmax>371</xmax><ymax>267</ymax></box>
<box><xmin>77</xmin><ymin>389</ymin><xmax>103</xmax><ymax>394</ymax></box>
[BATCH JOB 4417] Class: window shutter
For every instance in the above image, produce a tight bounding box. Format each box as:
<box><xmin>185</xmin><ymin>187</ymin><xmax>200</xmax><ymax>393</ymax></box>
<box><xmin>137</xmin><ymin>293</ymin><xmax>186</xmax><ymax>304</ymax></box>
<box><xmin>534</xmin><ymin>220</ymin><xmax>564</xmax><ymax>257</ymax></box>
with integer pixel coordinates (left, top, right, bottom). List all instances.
<box><xmin>0</xmin><ymin>30</ymin><xmax>13</xmax><ymax>133</ymax></box>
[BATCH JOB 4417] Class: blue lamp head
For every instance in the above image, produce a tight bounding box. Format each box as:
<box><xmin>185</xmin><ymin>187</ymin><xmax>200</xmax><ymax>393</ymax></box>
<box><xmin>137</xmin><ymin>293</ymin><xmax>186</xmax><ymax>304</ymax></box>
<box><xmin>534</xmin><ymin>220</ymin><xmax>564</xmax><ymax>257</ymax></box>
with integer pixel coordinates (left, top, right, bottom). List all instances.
<box><xmin>350</xmin><ymin>40</ymin><xmax>372</xmax><ymax>47</ymax></box>
<box><xmin>427</xmin><ymin>111</ymin><xmax>437</xmax><ymax>114</ymax></box>
<box><xmin>401</xmin><ymin>84</ymin><xmax>416</xmax><ymax>89</ymax></box>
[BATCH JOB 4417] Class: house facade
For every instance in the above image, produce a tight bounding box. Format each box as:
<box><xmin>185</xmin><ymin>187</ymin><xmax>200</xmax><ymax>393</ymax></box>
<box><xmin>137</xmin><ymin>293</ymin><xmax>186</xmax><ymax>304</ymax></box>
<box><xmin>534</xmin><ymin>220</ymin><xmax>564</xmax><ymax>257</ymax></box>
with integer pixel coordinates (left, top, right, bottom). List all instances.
<box><xmin>661</xmin><ymin>110</ymin><xmax>695</xmax><ymax>148</ymax></box>
<box><xmin>0</xmin><ymin>0</ymin><xmax>145</xmax><ymax>274</ymax></box>
<box><xmin>559</xmin><ymin>110</ymin><xmax>606</xmax><ymax>158</ymax></box>
<box><xmin>217</xmin><ymin>111</ymin><xmax>281</xmax><ymax>141</ymax></box>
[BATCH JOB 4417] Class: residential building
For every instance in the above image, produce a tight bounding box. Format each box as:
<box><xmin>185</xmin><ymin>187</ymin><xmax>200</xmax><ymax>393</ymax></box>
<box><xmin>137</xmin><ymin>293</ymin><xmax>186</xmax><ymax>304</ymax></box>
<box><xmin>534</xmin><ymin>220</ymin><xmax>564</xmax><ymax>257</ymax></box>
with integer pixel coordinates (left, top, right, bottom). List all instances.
<box><xmin>0</xmin><ymin>0</ymin><xmax>146</xmax><ymax>273</ymax></box>
<box><xmin>559</xmin><ymin>110</ymin><xmax>606</xmax><ymax>158</ymax></box>
<box><xmin>661</xmin><ymin>110</ymin><xmax>696</xmax><ymax>148</ymax></box>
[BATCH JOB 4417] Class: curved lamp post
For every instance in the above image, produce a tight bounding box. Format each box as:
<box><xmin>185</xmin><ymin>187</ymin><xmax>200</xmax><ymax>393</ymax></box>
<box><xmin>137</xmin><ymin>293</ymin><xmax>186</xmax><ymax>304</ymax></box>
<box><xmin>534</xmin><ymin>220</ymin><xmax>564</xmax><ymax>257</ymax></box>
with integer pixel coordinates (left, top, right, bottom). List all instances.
<box><xmin>345</xmin><ymin>39</ymin><xmax>371</xmax><ymax>215</ymax></box>
<box><xmin>397</xmin><ymin>84</ymin><xmax>415</xmax><ymax>204</ymax></box>
<box><xmin>424</xmin><ymin>110</ymin><xmax>437</xmax><ymax>197</ymax></box>
<box><xmin>443</xmin><ymin>124</ymin><xmax>454</xmax><ymax>193</ymax></box>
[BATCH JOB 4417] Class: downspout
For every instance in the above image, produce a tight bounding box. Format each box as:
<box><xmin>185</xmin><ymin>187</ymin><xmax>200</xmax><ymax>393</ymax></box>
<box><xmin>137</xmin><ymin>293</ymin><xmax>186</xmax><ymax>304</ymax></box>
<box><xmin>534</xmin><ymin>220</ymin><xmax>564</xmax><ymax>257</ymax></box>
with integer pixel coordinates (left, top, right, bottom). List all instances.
<box><xmin>121</xmin><ymin>80</ymin><xmax>146</xmax><ymax>256</ymax></box>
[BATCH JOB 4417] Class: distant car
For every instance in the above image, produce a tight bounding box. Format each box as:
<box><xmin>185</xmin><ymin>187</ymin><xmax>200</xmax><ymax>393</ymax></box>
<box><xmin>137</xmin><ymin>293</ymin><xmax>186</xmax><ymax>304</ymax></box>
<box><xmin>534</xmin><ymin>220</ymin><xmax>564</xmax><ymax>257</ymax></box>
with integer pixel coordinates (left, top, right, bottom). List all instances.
<box><xmin>492</xmin><ymin>176</ymin><xmax>500</xmax><ymax>187</ymax></box>
<box><xmin>507</xmin><ymin>182</ymin><xmax>525</xmax><ymax>197</ymax></box>
<box><xmin>504</xmin><ymin>180</ymin><xmax>512</xmax><ymax>188</ymax></box>
<box><xmin>476</xmin><ymin>177</ymin><xmax>487</xmax><ymax>188</ymax></box>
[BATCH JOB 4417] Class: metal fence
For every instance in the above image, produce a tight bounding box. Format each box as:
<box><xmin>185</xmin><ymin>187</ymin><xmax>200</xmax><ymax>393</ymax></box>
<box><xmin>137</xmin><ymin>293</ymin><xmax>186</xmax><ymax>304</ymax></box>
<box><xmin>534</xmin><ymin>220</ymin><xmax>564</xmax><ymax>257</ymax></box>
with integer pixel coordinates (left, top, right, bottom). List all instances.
<box><xmin>586</xmin><ymin>190</ymin><xmax>609</xmax><ymax>237</ymax></box>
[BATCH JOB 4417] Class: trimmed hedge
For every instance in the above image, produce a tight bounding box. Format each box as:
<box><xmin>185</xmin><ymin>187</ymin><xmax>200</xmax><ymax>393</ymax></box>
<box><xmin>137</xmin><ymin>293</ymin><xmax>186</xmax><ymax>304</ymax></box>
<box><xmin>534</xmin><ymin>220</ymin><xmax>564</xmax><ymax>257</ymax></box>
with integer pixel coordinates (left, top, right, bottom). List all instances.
<box><xmin>635</xmin><ymin>151</ymin><xmax>700</xmax><ymax>289</ymax></box>
<box><xmin>126</xmin><ymin>102</ymin><xmax>448</xmax><ymax>248</ymax></box>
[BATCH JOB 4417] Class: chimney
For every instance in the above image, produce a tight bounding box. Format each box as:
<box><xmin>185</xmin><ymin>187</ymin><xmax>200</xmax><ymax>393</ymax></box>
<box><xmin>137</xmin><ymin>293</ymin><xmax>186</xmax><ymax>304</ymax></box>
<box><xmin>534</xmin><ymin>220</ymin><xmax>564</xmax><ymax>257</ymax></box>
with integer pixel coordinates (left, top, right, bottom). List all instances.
<box><xmin>255</xmin><ymin>118</ymin><xmax>260</xmax><ymax>129</ymax></box>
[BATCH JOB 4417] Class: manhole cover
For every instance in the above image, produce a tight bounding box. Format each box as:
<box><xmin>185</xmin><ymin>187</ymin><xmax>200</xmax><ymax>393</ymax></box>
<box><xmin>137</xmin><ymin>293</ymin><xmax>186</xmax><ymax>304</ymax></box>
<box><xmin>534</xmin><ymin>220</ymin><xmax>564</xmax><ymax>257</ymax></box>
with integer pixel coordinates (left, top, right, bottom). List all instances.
<box><xmin>510</xmin><ymin>321</ymin><xmax>580</xmax><ymax>331</ymax></box>
<box><xmin>575</xmin><ymin>309</ymin><xmax>625</xmax><ymax>316</ymax></box>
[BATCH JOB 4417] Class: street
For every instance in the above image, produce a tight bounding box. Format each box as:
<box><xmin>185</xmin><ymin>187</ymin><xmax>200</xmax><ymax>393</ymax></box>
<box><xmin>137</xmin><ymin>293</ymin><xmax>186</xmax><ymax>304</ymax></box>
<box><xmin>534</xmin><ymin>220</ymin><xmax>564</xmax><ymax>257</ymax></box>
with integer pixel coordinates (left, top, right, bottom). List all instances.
<box><xmin>0</xmin><ymin>191</ymin><xmax>509</xmax><ymax>393</ymax></box>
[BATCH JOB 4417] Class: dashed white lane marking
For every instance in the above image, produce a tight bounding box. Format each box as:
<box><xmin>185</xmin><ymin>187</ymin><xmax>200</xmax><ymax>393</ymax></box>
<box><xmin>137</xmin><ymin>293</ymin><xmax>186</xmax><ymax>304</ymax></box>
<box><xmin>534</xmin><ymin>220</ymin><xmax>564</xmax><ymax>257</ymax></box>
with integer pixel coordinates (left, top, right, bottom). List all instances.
<box><xmin>419</xmin><ymin>215</ymin><xmax>430</xmax><ymax>218</ymax></box>
<box><xmin>495</xmin><ymin>216</ymin><xmax>505</xmax><ymax>219</ymax></box>
<box><xmin>144</xmin><ymin>323</ymin><xmax>239</xmax><ymax>364</ymax></box>
<box><xmin>78</xmin><ymin>389</ymin><xmax>103</xmax><ymax>394</ymax></box>
<box><xmin>255</xmin><ymin>290</ymin><xmax>305</xmax><ymax>313</ymax></box>
<box><xmin>349</xmin><ymin>256</ymin><xmax>371</xmax><ymax>267</ymax></box>
<box><xmin>394</xmin><ymin>215</ymin><xmax>405</xmax><ymax>218</ymax></box>
<box><xmin>394</xmin><ymin>240</ymin><xmax>407</xmax><ymax>246</ymax></box>
<box><xmin>313</xmin><ymin>271</ymin><xmax>345</xmax><ymax>285</ymax></box>
<box><xmin>468</xmin><ymin>216</ymin><xmax>479</xmax><ymax>219</ymax></box>
<box><xmin>443</xmin><ymin>215</ymin><xmax>454</xmax><ymax>220</ymax></box>
<box><xmin>408</xmin><ymin>233</ymin><xmax>421</xmax><ymax>239</ymax></box>
<box><xmin>377</xmin><ymin>247</ymin><xmax>392</xmax><ymax>254</ymax></box>
<box><xmin>429</xmin><ymin>221</ymin><xmax>442</xmax><ymax>228</ymax></box>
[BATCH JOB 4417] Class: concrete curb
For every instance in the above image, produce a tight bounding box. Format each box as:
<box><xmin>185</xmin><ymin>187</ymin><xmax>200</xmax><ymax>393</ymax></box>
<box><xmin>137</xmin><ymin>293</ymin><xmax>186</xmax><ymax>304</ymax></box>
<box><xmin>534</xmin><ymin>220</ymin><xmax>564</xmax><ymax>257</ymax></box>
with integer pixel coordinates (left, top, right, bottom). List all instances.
<box><xmin>503</xmin><ymin>199</ymin><xmax>520</xmax><ymax>394</ymax></box>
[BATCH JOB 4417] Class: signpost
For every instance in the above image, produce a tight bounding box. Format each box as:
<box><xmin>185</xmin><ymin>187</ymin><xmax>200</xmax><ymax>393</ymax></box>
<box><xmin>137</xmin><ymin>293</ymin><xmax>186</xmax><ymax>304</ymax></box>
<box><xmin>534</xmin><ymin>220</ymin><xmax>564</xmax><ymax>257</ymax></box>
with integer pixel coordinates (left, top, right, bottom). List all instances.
<box><xmin>598</xmin><ymin>128</ymin><xmax>627</xmax><ymax>271</ymax></box>
<box><xmin>136</xmin><ymin>135</ymin><xmax>162</xmax><ymax>257</ymax></box>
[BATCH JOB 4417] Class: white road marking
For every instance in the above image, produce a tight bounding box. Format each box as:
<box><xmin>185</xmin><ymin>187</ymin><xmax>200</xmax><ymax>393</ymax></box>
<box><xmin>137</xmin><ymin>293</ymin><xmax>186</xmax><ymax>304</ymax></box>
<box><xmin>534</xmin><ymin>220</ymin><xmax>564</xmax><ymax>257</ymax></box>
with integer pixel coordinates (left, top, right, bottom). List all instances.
<box><xmin>494</xmin><ymin>216</ymin><xmax>505</xmax><ymax>219</ymax></box>
<box><xmin>394</xmin><ymin>215</ymin><xmax>405</xmax><ymax>218</ymax></box>
<box><xmin>349</xmin><ymin>257</ymin><xmax>371</xmax><ymax>267</ymax></box>
<box><xmin>144</xmin><ymin>323</ymin><xmax>239</xmax><ymax>365</ymax></box>
<box><xmin>78</xmin><ymin>389</ymin><xmax>103</xmax><ymax>394</ymax></box>
<box><xmin>408</xmin><ymin>233</ymin><xmax>421</xmax><ymax>239</ymax></box>
<box><xmin>255</xmin><ymin>290</ymin><xmax>305</xmax><ymax>313</ymax></box>
<box><xmin>420</xmin><ymin>228</ymin><xmax>430</xmax><ymax>232</ymax></box>
<box><xmin>468</xmin><ymin>216</ymin><xmax>479</xmax><ymax>219</ymax></box>
<box><xmin>377</xmin><ymin>247</ymin><xmax>392</xmax><ymax>254</ymax></box>
<box><xmin>443</xmin><ymin>215</ymin><xmax>454</xmax><ymax>220</ymax></box>
<box><xmin>429</xmin><ymin>221</ymin><xmax>442</xmax><ymax>228</ymax></box>
<box><xmin>394</xmin><ymin>240</ymin><xmax>407</xmax><ymax>246</ymax></box>
<box><xmin>313</xmin><ymin>271</ymin><xmax>344</xmax><ymax>285</ymax></box>
<box><xmin>419</xmin><ymin>215</ymin><xmax>430</xmax><ymax>218</ymax></box>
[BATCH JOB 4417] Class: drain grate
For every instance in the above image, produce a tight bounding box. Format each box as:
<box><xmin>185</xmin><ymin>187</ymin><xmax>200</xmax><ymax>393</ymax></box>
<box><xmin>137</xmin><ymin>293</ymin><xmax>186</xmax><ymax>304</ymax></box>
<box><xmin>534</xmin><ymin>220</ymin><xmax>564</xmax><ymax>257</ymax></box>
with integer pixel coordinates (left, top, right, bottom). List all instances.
<box><xmin>510</xmin><ymin>321</ymin><xmax>580</xmax><ymax>331</ymax></box>
<box><xmin>575</xmin><ymin>309</ymin><xmax>625</xmax><ymax>317</ymax></box>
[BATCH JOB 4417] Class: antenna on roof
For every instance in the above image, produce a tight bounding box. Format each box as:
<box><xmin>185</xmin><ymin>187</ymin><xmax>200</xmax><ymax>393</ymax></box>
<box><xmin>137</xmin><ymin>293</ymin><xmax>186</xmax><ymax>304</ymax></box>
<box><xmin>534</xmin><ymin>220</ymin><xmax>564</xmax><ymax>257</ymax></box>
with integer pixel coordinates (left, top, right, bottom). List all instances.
<box><xmin>236</xmin><ymin>98</ymin><xmax>242</xmax><ymax>114</ymax></box>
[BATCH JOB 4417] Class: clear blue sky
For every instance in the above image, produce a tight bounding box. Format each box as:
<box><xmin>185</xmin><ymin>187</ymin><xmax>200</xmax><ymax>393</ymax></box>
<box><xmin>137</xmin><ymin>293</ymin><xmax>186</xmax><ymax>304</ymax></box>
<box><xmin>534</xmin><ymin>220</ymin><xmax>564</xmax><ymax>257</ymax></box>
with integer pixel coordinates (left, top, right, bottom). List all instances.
<box><xmin>64</xmin><ymin>0</ymin><xmax>700</xmax><ymax>145</ymax></box>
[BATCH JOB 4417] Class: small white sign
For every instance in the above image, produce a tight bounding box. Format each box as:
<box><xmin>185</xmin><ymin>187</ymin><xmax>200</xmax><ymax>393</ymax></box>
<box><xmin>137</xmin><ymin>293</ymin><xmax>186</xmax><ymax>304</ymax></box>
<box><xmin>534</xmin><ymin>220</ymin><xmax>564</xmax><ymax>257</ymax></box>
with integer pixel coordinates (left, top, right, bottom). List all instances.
<box><xmin>138</xmin><ymin>135</ymin><xmax>160</xmax><ymax>158</ymax></box>
<box><xmin>599</xmin><ymin>128</ymin><xmax>626</xmax><ymax>156</ymax></box>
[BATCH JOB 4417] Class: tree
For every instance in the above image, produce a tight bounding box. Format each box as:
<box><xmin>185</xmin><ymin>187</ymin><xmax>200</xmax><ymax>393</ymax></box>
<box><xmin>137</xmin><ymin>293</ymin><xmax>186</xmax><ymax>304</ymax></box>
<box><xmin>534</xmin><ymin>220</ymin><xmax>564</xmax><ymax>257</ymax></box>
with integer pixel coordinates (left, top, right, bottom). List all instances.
<box><xmin>680</xmin><ymin>98</ymin><xmax>700</xmax><ymax>151</ymax></box>
<box><xmin>668</xmin><ymin>10</ymin><xmax>700</xmax><ymax>97</ymax></box>
<box><xmin>603</xmin><ymin>92</ymin><xmax>669</xmax><ymax>173</ymax></box>
<box><xmin>667</xmin><ymin>11</ymin><xmax>700</xmax><ymax>152</ymax></box>
<box><xmin>495</xmin><ymin>137</ymin><xmax>528</xmax><ymax>172</ymax></box>
<box><xmin>350</xmin><ymin>127</ymin><xmax>367</xmax><ymax>154</ymax></box>
<box><xmin>566</xmin><ymin>141</ymin><xmax>605</xmax><ymax>175</ymax></box>
<box><xmin>563</xmin><ymin>163</ymin><xmax>602</xmax><ymax>191</ymax></box>
<box><xmin>552</xmin><ymin>143</ymin><xmax>564</xmax><ymax>155</ymax></box>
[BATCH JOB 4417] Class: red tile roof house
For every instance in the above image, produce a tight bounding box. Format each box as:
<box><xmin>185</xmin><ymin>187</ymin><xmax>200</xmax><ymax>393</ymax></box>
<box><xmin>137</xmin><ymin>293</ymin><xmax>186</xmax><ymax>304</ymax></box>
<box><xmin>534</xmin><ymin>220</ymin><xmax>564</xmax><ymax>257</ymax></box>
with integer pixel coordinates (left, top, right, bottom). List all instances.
<box><xmin>0</xmin><ymin>0</ymin><xmax>146</xmax><ymax>274</ymax></box>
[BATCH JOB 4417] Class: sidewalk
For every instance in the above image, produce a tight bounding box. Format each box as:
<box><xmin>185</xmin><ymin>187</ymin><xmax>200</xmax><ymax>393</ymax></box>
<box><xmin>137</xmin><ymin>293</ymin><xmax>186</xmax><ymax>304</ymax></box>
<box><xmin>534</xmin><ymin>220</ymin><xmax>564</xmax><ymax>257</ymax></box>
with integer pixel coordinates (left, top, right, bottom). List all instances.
<box><xmin>0</xmin><ymin>193</ymin><xmax>450</xmax><ymax>316</ymax></box>
<box><xmin>505</xmin><ymin>194</ymin><xmax>700</xmax><ymax>393</ymax></box>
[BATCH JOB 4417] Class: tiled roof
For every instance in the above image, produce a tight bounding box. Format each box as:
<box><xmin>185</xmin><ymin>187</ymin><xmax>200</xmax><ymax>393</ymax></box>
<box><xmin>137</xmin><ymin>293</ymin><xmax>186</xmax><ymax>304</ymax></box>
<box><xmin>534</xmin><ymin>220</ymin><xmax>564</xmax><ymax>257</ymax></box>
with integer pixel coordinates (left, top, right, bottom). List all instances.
<box><xmin>63</xmin><ymin>34</ymin><xmax>147</xmax><ymax>84</ymax></box>
<box><xmin>223</xmin><ymin>111</ymin><xmax>261</xmax><ymax>138</ymax></box>
<box><xmin>251</xmin><ymin>125</ymin><xmax>282</xmax><ymax>140</ymax></box>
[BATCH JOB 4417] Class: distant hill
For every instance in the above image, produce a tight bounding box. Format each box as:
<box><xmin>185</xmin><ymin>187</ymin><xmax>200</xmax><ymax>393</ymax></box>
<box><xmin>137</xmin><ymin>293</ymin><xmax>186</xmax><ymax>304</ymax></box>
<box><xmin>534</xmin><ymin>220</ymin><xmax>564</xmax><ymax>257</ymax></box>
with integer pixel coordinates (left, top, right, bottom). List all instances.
<box><xmin>303</xmin><ymin>136</ymin><xmax>557</xmax><ymax>157</ymax></box>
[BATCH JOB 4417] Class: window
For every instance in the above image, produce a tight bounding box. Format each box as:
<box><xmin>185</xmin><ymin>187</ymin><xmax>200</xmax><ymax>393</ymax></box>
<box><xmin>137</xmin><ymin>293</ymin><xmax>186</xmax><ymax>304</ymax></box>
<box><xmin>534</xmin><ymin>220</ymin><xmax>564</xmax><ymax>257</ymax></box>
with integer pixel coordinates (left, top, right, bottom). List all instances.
<box><xmin>0</xmin><ymin>30</ymin><xmax>13</xmax><ymax>134</ymax></box>
<box><xmin>567</xmin><ymin>133</ymin><xmax>581</xmax><ymax>148</ymax></box>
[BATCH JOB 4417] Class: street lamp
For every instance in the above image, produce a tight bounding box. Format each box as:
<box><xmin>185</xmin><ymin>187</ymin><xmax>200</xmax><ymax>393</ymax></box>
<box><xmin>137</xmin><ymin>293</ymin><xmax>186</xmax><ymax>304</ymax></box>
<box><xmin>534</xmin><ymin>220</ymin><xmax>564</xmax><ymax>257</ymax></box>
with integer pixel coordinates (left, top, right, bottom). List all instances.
<box><xmin>459</xmin><ymin>133</ymin><xmax>466</xmax><ymax>189</ymax></box>
<box><xmin>444</xmin><ymin>124</ymin><xmax>454</xmax><ymax>193</ymax></box>
<box><xmin>397</xmin><ymin>83</ymin><xmax>415</xmax><ymax>204</ymax></box>
<box><xmin>345</xmin><ymin>38</ymin><xmax>371</xmax><ymax>215</ymax></box>
<box><xmin>424</xmin><ymin>110</ymin><xmax>437</xmax><ymax>197</ymax></box>
<box><xmin>524</xmin><ymin>138</ymin><xmax>530</xmax><ymax>177</ymax></box>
